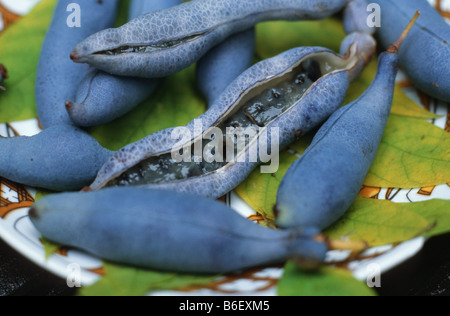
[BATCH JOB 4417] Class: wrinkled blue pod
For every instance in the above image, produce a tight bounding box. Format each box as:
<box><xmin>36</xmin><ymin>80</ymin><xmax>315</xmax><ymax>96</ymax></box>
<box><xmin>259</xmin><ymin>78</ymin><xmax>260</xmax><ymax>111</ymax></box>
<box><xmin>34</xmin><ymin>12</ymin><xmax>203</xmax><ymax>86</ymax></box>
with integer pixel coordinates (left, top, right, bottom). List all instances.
<box><xmin>196</xmin><ymin>28</ymin><xmax>256</xmax><ymax>107</ymax></box>
<box><xmin>0</xmin><ymin>125</ymin><xmax>113</xmax><ymax>192</ymax></box>
<box><xmin>372</xmin><ymin>0</ymin><xmax>450</xmax><ymax>102</ymax></box>
<box><xmin>67</xmin><ymin>0</ymin><xmax>182</xmax><ymax>127</ymax></box>
<box><xmin>29</xmin><ymin>187</ymin><xmax>328</xmax><ymax>273</ymax></box>
<box><xmin>0</xmin><ymin>64</ymin><xmax>7</xmax><ymax>91</ymax></box>
<box><xmin>343</xmin><ymin>0</ymin><xmax>375</xmax><ymax>34</ymax></box>
<box><xmin>275</xmin><ymin>51</ymin><xmax>399</xmax><ymax>231</ymax></box>
<box><xmin>70</xmin><ymin>0</ymin><xmax>348</xmax><ymax>78</ymax></box>
<box><xmin>35</xmin><ymin>0</ymin><xmax>119</xmax><ymax>128</ymax></box>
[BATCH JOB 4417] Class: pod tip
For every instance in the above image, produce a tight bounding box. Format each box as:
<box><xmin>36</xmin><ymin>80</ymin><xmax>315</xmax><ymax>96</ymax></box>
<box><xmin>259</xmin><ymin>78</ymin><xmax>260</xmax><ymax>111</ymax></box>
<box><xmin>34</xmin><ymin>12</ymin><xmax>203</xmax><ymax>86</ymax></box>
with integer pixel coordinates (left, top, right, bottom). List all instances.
<box><xmin>387</xmin><ymin>10</ymin><xmax>421</xmax><ymax>54</ymax></box>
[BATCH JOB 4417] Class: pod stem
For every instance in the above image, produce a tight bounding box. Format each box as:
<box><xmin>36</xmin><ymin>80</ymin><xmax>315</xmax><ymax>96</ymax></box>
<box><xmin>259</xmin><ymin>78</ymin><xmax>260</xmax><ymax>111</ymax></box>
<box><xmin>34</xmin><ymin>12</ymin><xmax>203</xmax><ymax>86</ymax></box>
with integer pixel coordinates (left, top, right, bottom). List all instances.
<box><xmin>387</xmin><ymin>10</ymin><xmax>421</xmax><ymax>54</ymax></box>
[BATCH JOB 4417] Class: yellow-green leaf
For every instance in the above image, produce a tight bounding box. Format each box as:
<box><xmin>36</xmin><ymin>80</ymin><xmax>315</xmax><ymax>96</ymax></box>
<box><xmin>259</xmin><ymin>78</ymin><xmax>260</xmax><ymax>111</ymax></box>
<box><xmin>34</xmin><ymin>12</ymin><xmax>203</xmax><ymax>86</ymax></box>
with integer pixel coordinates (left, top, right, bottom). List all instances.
<box><xmin>325</xmin><ymin>197</ymin><xmax>450</xmax><ymax>246</ymax></box>
<box><xmin>0</xmin><ymin>0</ymin><xmax>56</xmax><ymax>123</ymax></box>
<box><xmin>365</xmin><ymin>115</ymin><xmax>450</xmax><ymax>188</ymax></box>
<box><xmin>78</xmin><ymin>261</ymin><xmax>215</xmax><ymax>296</ymax></box>
<box><xmin>278</xmin><ymin>263</ymin><xmax>377</xmax><ymax>296</ymax></box>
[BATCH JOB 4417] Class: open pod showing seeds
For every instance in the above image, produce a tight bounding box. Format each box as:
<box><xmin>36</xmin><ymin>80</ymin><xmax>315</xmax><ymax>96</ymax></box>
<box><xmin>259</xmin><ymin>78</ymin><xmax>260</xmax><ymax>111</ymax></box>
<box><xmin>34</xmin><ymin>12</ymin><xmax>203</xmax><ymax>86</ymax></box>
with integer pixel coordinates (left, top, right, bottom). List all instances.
<box><xmin>70</xmin><ymin>0</ymin><xmax>349</xmax><ymax>78</ymax></box>
<box><xmin>89</xmin><ymin>36</ymin><xmax>375</xmax><ymax>199</ymax></box>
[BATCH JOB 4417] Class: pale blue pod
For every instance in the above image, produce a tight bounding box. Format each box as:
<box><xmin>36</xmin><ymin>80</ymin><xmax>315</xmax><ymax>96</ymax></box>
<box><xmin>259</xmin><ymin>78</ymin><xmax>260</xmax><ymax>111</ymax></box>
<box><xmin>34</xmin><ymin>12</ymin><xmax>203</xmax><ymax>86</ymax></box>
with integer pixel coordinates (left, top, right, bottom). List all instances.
<box><xmin>196</xmin><ymin>28</ymin><xmax>256</xmax><ymax>107</ymax></box>
<box><xmin>29</xmin><ymin>187</ymin><xmax>328</xmax><ymax>273</ymax></box>
<box><xmin>35</xmin><ymin>0</ymin><xmax>119</xmax><ymax>129</ymax></box>
<box><xmin>66</xmin><ymin>0</ymin><xmax>182</xmax><ymax>127</ymax></box>
<box><xmin>70</xmin><ymin>0</ymin><xmax>348</xmax><ymax>78</ymax></box>
<box><xmin>342</xmin><ymin>0</ymin><xmax>375</xmax><ymax>34</ymax></box>
<box><xmin>0</xmin><ymin>125</ymin><xmax>113</xmax><ymax>192</ymax></box>
<box><xmin>128</xmin><ymin>0</ymin><xmax>183</xmax><ymax>19</ymax></box>
<box><xmin>275</xmin><ymin>51</ymin><xmax>400</xmax><ymax>231</ymax></box>
<box><xmin>373</xmin><ymin>0</ymin><xmax>450</xmax><ymax>102</ymax></box>
<box><xmin>87</xmin><ymin>35</ymin><xmax>375</xmax><ymax>199</ymax></box>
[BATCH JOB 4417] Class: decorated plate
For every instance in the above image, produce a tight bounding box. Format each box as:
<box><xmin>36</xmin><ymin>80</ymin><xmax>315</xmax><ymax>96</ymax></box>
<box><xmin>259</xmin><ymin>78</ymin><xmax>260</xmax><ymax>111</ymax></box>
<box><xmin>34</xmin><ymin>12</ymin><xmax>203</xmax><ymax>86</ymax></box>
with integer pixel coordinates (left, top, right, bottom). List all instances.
<box><xmin>0</xmin><ymin>0</ymin><xmax>449</xmax><ymax>296</ymax></box>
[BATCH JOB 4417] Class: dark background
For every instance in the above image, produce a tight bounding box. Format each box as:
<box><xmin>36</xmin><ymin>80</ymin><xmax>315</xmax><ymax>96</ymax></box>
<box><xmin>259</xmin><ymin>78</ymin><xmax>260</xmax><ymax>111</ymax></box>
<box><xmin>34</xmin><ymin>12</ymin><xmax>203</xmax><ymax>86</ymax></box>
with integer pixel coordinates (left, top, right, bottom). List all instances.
<box><xmin>1</xmin><ymin>232</ymin><xmax>449</xmax><ymax>296</ymax></box>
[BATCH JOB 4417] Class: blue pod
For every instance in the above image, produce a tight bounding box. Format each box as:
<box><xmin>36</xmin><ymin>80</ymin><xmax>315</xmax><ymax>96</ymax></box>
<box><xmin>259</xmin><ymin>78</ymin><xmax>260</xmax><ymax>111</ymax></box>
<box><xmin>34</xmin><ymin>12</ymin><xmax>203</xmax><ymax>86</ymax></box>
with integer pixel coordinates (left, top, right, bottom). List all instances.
<box><xmin>372</xmin><ymin>0</ymin><xmax>450</xmax><ymax>102</ymax></box>
<box><xmin>275</xmin><ymin>13</ymin><xmax>419</xmax><ymax>231</ymax></box>
<box><xmin>87</xmin><ymin>33</ymin><xmax>376</xmax><ymax>199</ymax></box>
<box><xmin>0</xmin><ymin>125</ymin><xmax>113</xmax><ymax>192</ymax></box>
<box><xmin>66</xmin><ymin>0</ymin><xmax>183</xmax><ymax>127</ymax></box>
<box><xmin>70</xmin><ymin>0</ymin><xmax>348</xmax><ymax>78</ymax></box>
<box><xmin>196</xmin><ymin>28</ymin><xmax>256</xmax><ymax>107</ymax></box>
<box><xmin>0</xmin><ymin>64</ymin><xmax>7</xmax><ymax>91</ymax></box>
<box><xmin>35</xmin><ymin>0</ymin><xmax>119</xmax><ymax>129</ymax></box>
<box><xmin>29</xmin><ymin>187</ymin><xmax>328</xmax><ymax>273</ymax></box>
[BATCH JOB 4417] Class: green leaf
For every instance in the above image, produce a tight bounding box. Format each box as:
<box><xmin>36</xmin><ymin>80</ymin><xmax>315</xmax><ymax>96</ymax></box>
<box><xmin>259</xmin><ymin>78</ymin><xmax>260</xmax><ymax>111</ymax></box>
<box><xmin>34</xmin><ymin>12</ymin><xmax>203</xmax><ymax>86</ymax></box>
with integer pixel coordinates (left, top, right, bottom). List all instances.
<box><xmin>278</xmin><ymin>262</ymin><xmax>377</xmax><ymax>296</ymax></box>
<box><xmin>78</xmin><ymin>261</ymin><xmax>215</xmax><ymax>296</ymax></box>
<box><xmin>0</xmin><ymin>0</ymin><xmax>56</xmax><ymax>123</ymax></box>
<box><xmin>40</xmin><ymin>236</ymin><xmax>61</xmax><ymax>260</ymax></box>
<box><xmin>88</xmin><ymin>65</ymin><xmax>206</xmax><ymax>151</ymax></box>
<box><xmin>365</xmin><ymin>115</ymin><xmax>450</xmax><ymax>188</ymax></box>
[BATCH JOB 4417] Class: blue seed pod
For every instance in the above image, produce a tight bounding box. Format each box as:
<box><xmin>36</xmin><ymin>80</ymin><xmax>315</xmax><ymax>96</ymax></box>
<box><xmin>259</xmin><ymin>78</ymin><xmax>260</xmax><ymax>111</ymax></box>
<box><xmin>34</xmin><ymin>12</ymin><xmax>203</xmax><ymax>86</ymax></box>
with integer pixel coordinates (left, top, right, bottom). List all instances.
<box><xmin>35</xmin><ymin>0</ymin><xmax>119</xmax><ymax>129</ymax></box>
<box><xmin>29</xmin><ymin>187</ymin><xmax>328</xmax><ymax>273</ymax></box>
<box><xmin>0</xmin><ymin>64</ymin><xmax>7</xmax><ymax>91</ymax></box>
<box><xmin>70</xmin><ymin>0</ymin><xmax>348</xmax><ymax>78</ymax></box>
<box><xmin>87</xmin><ymin>34</ymin><xmax>376</xmax><ymax>199</ymax></box>
<box><xmin>196</xmin><ymin>28</ymin><xmax>256</xmax><ymax>107</ymax></box>
<box><xmin>343</xmin><ymin>0</ymin><xmax>375</xmax><ymax>35</ymax></box>
<box><xmin>372</xmin><ymin>0</ymin><xmax>450</xmax><ymax>102</ymax></box>
<box><xmin>66</xmin><ymin>0</ymin><xmax>182</xmax><ymax>127</ymax></box>
<box><xmin>275</xmin><ymin>13</ymin><xmax>419</xmax><ymax>231</ymax></box>
<box><xmin>0</xmin><ymin>125</ymin><xmax>113</xmax><ymax>192</ymax></box>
